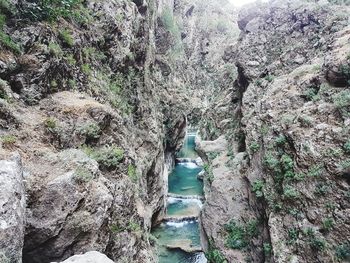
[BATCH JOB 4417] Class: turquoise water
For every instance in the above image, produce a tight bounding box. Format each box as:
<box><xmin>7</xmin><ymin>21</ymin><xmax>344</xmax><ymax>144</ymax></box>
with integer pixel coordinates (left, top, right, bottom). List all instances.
<box><xmin>167</xmin><ymin>198</ymin><xmax>202</xmax><ymax>217</ymax></box>
<box><xmin>177</xmin><ymin>134</ymin><xmax>198</xmax><ymax>159</ymax></box>
<box><xmin>168</xmin><ymin>164</ymin><xmax>203</xmax><ymax>196</ymax></box>
<box><xmin>152</xmin><ymin>131</ymin><xmax>206</xmax><ymax>263</ymax></box>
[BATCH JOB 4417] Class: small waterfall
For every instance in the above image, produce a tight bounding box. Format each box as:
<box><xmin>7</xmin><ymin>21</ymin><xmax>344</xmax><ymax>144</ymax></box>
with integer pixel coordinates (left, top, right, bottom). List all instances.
<box><xmin>152</xmin><ymin>128</ymin><xmax>207</xmax><ymax>263</ymax></box>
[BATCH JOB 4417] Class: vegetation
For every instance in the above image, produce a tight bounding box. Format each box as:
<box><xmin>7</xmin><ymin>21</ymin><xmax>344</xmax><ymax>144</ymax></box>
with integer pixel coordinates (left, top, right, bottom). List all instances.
<box><xmin>1</xmin><ymin>134</ymin><xmax>16</xmax><ymax>147</ymax></box>
<box><xmin>206</xmin><ymin>241</ymin><xmax>227</xmax><ymax>263</ymax></box>
<box><xmin>275</xmin><ymin>135</ymin><xmax>287</xmax><ymax>146</ymax></box>
<box><xmin>344</xmin><ymin>140</ymin><xmax>350</xmax><ymax>154</ymax></box>
<box><xmin>59</xmin><ymin>29</ymin><xmax>74</xmax><ymax>47</ymax></box>
<box><xmin>287</xmin><ymin>227</ymin><xmax>299</xmax><ymax>244</ymax></box>
<box><xmin>0</xmin><ymin>1</ymin><xmax>21</xmax><ymax>54</ymax></box>
<box><xmin>305</xmin><ymin>228</ymin><xmax>326</xmax><ymax>252</ymax></box>
<box><xmin>20</xmin><ymin>0</ymin><xmax>92</xmax><ymax>23</ymax></box>
<box><xmin>252</xmin><ymin>180</ymin><xmax>264</xmax><ymax>198</ymax></box>
<box><xmin>127</xmin><ymin>164</ymin><xmax>138</xmax><ymax>183</ymax></box>
<box><xmin>249</xmin><ymin>142</ymin><xmax>260</xmax><ymax>153</ymax></box>
<box><xmin>203</xmin><ymin>163</ymin><xmax>214</xmax><ymax>183</ymax></box>
<box><xmin>322</xmin><ymin>218</ymin><xmax>334</xmax><ymax>232</ymax></box>
<box><xmin>48</xmin><ymin>42</ymin><xmax>63</xmax><ymax>57</ymax></box>
<box><xmin>78</xmin><ymin>123</ymin><xmax>101</xmax><ymax>140</ymax></box>
<box><xmin>333</xmin><ymin>90</ymin><xmax>350</xmax><ymax>117</ymax></box>
<box><xmin>73</xmin><ymin>167</ymin><xmax>93</xmax><ymax>183</ymax></box>
<box><xmin>224</xmin><ymin>219</ymin><xmax>258</xmax><ymax>250</ymax></box>
<box><xmin>264</xmin><ymin>75</ymin><xmax>274</xmax><ymax>82</ymax></box>
<box><xmin>283</xmin><ymin>185</ymin><xmax>299</xmax><ymax>199</ymax></box>
<box><xmin>335</xmin><ymin>242</ymin><xmax>350</xmax><ymax>260</ymax></box>
<box><xmin>92</xmin><ymin>145</ymin><xmax>124</xmax><ymax>169</ymax></box>
<box><xmin>44</xmin><ymin>117</ymin><xmax>57</xmax><ymax>131</ymax></box>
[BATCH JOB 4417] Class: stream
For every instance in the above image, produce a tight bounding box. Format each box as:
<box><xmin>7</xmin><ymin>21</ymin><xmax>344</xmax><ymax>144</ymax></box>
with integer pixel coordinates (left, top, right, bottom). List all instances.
<box><xmin>152</xmin><ymin>131</ymin><xmax>207</xmax><ymax>263</ymax></box>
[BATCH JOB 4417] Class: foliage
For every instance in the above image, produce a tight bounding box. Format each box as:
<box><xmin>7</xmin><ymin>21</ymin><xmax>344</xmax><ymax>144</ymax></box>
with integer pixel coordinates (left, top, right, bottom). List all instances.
<box><xmin>206</xmin><ymin>241</ymin><xmax>227</xmax><ymax>263</ymax></box>
<box><xmin>335</xmin><ymin>242</ymin><xmax>350</xmax><ymax>260</ymax></box>
<box><xmin>322</xmin><ymin>218</ymin><xmax>334</xmax><ymax>232</ymax></box>
<box><xmin>264</xmin><ymin>75</ymin><xmax>274</xmax><ymax>82</ymax></box>
<box><xmin>73</xmin><ymin>167</ymin><xmax>93</xmax><ymax>183</ymax></box>
<box><xmin>249</xmin><ymin>142</ymin><xmax>260</xmax><ymax>153</ymax></box>
<box><xmin>314</xmin><ymin>183</ymin><xmax>329</xmax><ymax>196</ymax></box>
<box><xmin>59</xmin><ymin>29</ymin><xmax>74</xmax><ymax>47</ymax></box>
<box><xmin>88</xmin><ymin>145</ymin><xmax>124</xmax><ymax>169</ymax></box>
<box><xmin>333</xmin><ymin>90</ymin><xmax>350</xmax><ymax>117</ymax></box>
<box><xmin>263</xmin><ymin>243</ymin><xmax>272</xmax><ymax>255</ymax></box>
<box><xmin>203</xmin><ymin>163</ymin><xmax>214</xmax><ymax>184</ymax></box>
<box><xmin>128</xmin><ymin>219</ymin><xmax>141</xmax><ymax>232</ymax></box>
<box><xmin>110</xmin><ymin>222</ymin><xmax>124</xmax><ymax>233</ymax></box>
<box><xmin>0</xmin><ymin>3</ymin><xmax>21</xmax><ymax>54</ymax></box>
<box><xmin>303</xmin><ymin>86</ymin><xmax>320</xmax><ymax>101</ymax></box>
<box><xmin>44</xmin><ymin>117</ymin><xmax>57</xmax><ymax>131</ymax></box>
<box><xmin>127</xmin><ymin>164</ymin><xmax>138</xmax><ymax>183</ymax></box>
<box><xmin>224</xmin><ymin>219</ymin><xmax>258</xmax><ymax>250</ymax></box>
<box><xmin>287</xmin><ymin>227</ymin><xmax>299</xmax><ymax>244</ymax></box>
<box><xmin>252</xmin><ymin>180</ymin><xmax>264</xmax><ymax>198</ymax></box>
<box><xmin>344</xmin><ymin>140</ymin><xmax>350</xmax><ymax>154</ymax></box>
<box><xmin>48</xmin><ymin>42</ymin><xmax>63</xmax><ymax>57</ymax></box>
<box><xmin>305</xmin><ymin>228</ymin><xmax>326</xmax><ymax>252</ymax></box>
<box><xmin>65</xmin><ymin>54</ymin><xmax>76</xmax><ymax>65</ymax></box>
<box><xmin>78</xmin><ymin>123</ymin><xmax>101</xmax><ymax>140</ymax></box>
<box><xmin>307</xmin><ymin>165</ymin><xmax>323</xmax><ymax>177</ymax></box>
<box><xmin>1</xmin><ymin>134</ymin><xmax>16</xmax><ymax>147</ymax></box>
<box><xmin>275</xmin><ymin>135</ymin><xmax>287</xmax><ymax>146</ymax></box>
<box><xmin>283</xmin><ymin>185</ymin><xmax>299</xmax><ymax>199</ymax></box>
<box><xmin>20</xmin><ymin>0</ymin><xmax>92</xmax><ymax>23</ymax></box>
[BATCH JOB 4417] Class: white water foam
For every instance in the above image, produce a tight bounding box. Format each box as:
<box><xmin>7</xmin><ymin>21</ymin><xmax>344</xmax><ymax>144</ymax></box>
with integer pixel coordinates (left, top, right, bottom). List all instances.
<box><xmin>178</xmin><ymin>162</ymin><xmax>199</xmax><ymax>169</ymax></box>
<box><xmin>195</xmin><ymin>252</ymin><xmax>208</xmax><ymax>263</ymax></box>
<box><xmin>167</xmin><ymin>197</ymin><xmax>203</xmax><ymax>208</ymax></box>
<box><xmin>165</xmin><ymin>220</ymin><xmax>198</xmax><ymax>228</ymax></box>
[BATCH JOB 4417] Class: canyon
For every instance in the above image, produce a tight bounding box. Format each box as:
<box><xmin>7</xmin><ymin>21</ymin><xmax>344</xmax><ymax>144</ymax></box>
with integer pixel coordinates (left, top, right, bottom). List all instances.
<box><xmin>0</xmin><ymin>0</ymin><xmax>349</xmax><ymax>262</ymax></box>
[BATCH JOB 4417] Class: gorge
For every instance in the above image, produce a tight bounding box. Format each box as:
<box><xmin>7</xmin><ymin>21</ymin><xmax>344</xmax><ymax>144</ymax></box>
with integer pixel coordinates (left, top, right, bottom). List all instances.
<box><xmin>0</xmin><ymin>0</ymin><xmax>350</xmax><ymax>263</ymax></box>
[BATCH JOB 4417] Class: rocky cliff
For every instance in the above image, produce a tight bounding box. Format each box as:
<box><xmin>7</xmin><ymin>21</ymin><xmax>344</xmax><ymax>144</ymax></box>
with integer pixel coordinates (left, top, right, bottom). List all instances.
<box><xmin>0</xmin><ymin>0</ymin><xmax>190</xmax><ymax>262</ymax></box>
<box><xmin>199</xmin><ymin>0</ymin><xmax>350</xmax><ymax>262</ymax></box>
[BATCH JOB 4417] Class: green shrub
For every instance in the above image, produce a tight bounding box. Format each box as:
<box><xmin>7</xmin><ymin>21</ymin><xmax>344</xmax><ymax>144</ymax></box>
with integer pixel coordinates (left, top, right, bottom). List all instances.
<box><xmin>303</xmin><ymin>86</ymin><xmax>320</xmax><ymax>101</ymax></box>
<box><xmin>59</xmin><ymin>29</ymin><xmax>74</xmax><ymax>47</ymax></box>
<box><xmin>263</xmin><ymin>243</ymin><xmax>272</xmax><ymax>255</ymax></box>
<box><xmin>44</xmin><ymin>117</ymin><xmax>57</xmax><ymax>130</ymax></box>
<box><xmin>314</xmin><ymin>183</ymin><xmax>329</xmax><ymax>196</ymax></box>
<box><xmin>206</xmin><ymin>241</ymin><xmax>227</xmax><ymax>263</ymax></box>
<box><xmin>48</xmin><ymin>42</ymin><xmax>63</xmax><ymax>57</ymax></box>
<box><xmin>275</xmin><ymin>135</ymin><xmax>287</xmax><ymax>146</ymax></box>
<box><xmin>20</xmin><ymin>0</ymin><xmax>89</xmax><ymax>23</ymax></box>
<box><xmin>264</xmin><ymin>75</ymin><xmax>274</xmax><ymax>82</ymax></box>
<box><xmin>281</xmin><ymin>154</ymin><xmax>293</xmax><ymax>171</ymax></box>
<box><xmin>73</xmin><ymin>167</ymin><xmax>93</xmax><ymax>183</ymax></box>
<box><xmin>65</xmin><ymin>54</ymin><xmax>76</xmax><ymax>65</ymax></box>
<box><xmin>1</xmin><ymin>134</ymin><xmax>16</xmax><ymax>147</ymax></box>
<box><xmin>203</xmin><ymin>163</ymin><xmax>214</xmax><ymax>183</ymax></box>
<box><xmin>344</xmin><ymin>140</ymin><xmax>350</xmax><ymax>154</ymax></box>
<box><xmin>322</xmin><ymin>218</ymin><xmax>334</xmax><ymax>232</ymax></box>
<box><xmin>81</xmin><ymin>63</ymin><xmax>91</xmax><ymax>75</ymax></box>
<box><xmin>287</xmin><ymin>227</ymin><xmax>299</xmax><ymax>244</ymax></box>
<box><xmin>224</xmin><ymin>219</ymin><xmax>258</xmax><ymax>250</ymax></box>
<box><xmin>307</xmin><ymin>165</ymin><xmax>323</xmax><ymax>177</ymax></box>
<box><xmin>79</xmin><ymin>123</ymin><xmax>101</xmax><ymax>140</ymax></box>
<box><xmin>249</xmin><ymin>142</ymin><xmax>260</xmax><ymax>153</ymax></box>
<box><xmin>340</xmin><ymin>159</ymin><xmax>350</xmax><ymax>169</ymax></box>
<box><xmin>110</xmin><ymin>222</ymin><xmax>124</xmax><ymax>233</ymax></box>
<box><xmin>283</xmin><ymin>185</ymin><xmax>299</xmax><ymax>199</ymax></box>
<box><xmin>333</xmin><ymin>90</ymin><xmax>350</xmax><ymax>116</ymax></box>
<box><xmin>90</xmin><ymin>145</ymin><xmax>124</xmax><ymax>169</ymax></box>
<box><xmin>128</xmin><ymin>219</ymin><xmax>141</xmax><ymax>232</ymax></box>
<box><xmin>335</xmin><ymin>242</ymin><xmax>350</xmax><ymax>260</ymax></box>
<box><xmin>252</xmin><ymin>180</ymin><xmax>264</xmax><ymax>198</ymax></box>
<box><xmin>127</xmin><ymin>164</ymin><xmax>138</xmax><ymax>183</ymax></box>
<box><xmin>305</xmin><ymin>229</ymin><xmax>326</xmax><ymax>252</ymax></box>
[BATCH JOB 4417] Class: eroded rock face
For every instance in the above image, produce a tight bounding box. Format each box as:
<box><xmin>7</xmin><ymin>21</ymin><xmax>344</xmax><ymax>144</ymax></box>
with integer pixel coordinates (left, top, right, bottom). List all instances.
<box><xmin>199</xmin><ymin>0</ymin><xmax>350</xmax><ymax>262</ymax></box>
<box><xmin>0</xmin><ymin>154</ymin><xmax>25</xmax><ymax>263</ymax></box>
<box><xmin>54</xmin><ymin>251</ymin><xmax>114</xmax><ymax>263</ymax></box>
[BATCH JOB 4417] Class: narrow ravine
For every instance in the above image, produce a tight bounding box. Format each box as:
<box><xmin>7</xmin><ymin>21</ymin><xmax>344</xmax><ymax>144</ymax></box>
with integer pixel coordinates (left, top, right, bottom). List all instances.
<box><xmin>152</xmin><ymin>131</ymin><xmax>207</xmax><ymax>263</ymax></box>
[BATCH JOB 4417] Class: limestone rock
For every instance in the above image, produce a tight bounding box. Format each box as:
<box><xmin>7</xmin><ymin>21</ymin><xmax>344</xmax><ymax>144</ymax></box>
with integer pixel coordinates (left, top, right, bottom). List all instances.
<box><xmin>0</xmin><ymin>154</ymin><xmax>25</xmax><ymax>263</ymax></box>
<box><xmin>55</xmin><ymin>251</ymin><xmax>114</xmax><ymax>263</ymax></box>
